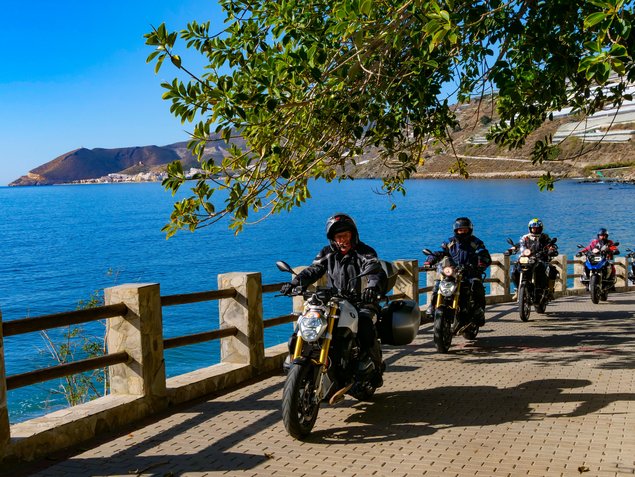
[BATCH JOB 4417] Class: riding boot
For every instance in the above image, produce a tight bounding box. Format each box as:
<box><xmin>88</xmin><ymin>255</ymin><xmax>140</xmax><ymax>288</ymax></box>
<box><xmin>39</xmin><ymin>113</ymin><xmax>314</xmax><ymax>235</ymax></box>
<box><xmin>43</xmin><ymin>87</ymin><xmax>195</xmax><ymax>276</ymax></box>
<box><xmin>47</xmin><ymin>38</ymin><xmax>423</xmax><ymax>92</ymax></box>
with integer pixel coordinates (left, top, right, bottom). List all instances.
<box><xmin>368</xmin><ymin>340</ymin><xmax>384</xmax><ymax>388</ymax></box>
<box><xmin>425</xmin><ymin>292</ymin><xmax>437</xmax><ymax>318</ymax></box>
<box><xmin>547</xmin><ymin>279</ymin><xmax>556</xmax><ymax>300</ymax></box>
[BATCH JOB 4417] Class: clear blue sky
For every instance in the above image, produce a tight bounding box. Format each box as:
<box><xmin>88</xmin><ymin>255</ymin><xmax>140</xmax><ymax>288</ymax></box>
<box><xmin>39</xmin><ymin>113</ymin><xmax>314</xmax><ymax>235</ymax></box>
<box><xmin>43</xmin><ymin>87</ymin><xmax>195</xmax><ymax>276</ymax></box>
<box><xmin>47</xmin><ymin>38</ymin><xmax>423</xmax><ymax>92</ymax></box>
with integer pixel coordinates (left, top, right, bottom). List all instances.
<box><xmin>0</xmin><ymin>0</ymin><xmax>224</xmax><ymax>185</ymax></box>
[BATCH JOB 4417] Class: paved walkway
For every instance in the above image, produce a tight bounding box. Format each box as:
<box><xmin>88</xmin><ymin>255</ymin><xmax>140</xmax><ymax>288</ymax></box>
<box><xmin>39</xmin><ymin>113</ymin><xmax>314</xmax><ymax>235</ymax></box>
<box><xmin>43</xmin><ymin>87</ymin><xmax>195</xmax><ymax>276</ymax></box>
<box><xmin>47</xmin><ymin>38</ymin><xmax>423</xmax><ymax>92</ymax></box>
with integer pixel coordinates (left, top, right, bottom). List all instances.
<box><xmin>17</xmin><ymin>293</ymin><xmax>635</xmax><ymax>476</ymax></box>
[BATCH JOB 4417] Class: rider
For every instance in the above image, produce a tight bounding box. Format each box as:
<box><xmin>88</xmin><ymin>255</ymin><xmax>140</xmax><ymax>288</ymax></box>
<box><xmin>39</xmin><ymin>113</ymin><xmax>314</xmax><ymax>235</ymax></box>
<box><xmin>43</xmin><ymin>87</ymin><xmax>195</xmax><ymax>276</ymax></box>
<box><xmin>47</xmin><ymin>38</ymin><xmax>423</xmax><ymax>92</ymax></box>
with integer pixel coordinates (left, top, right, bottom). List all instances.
<box><xmin>280</xmin><ymin>213</ymin><xmax>387</xmax><ymax>386</ymax></box>
<box><xmin>423</xmin><ymin>217</ymin><xmax>491</xmax><ymax>325</ymax></box>
<box><xmin>511</xmin><ymin>218</ymin><xmax>559</xmax><ymax>298</ymax></box>
<box><xmin>576</xmin><ymin>227</ymin><xmax>620</xmax><ymax>287</ymax></box>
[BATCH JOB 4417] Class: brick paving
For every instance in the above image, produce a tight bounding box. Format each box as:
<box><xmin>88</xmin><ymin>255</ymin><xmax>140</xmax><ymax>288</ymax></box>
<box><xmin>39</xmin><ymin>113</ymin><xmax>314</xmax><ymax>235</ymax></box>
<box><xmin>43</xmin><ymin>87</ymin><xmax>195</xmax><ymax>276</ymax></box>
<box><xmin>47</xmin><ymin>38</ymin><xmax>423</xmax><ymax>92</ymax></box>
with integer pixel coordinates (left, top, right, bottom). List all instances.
<box><xmin>15</xmin><ymin>293</ymin><xmax>635</xmax><ymax>476</ymax></box>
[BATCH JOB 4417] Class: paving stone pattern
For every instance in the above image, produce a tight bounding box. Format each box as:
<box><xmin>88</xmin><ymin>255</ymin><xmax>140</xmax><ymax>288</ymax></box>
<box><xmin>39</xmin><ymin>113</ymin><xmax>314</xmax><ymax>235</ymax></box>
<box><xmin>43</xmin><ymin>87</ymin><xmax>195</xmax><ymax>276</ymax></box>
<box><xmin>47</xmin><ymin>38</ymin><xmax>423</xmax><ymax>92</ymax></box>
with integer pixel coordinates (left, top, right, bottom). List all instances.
<box><xmin>18</xmin><ymin>293</ymin><xmax>635</xmax><ymax>476</ymax></box>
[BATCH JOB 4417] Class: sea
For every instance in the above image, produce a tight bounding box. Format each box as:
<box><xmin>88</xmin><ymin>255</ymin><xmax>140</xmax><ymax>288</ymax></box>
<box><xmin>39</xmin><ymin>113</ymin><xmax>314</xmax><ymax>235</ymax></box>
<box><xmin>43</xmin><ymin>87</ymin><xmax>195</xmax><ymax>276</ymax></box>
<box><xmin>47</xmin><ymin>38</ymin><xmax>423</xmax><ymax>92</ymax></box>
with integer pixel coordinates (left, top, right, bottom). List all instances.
<box><xmin>2</xmin><ymin>178</ymin><xmax>635</xmax><ymax>423</ymax></box>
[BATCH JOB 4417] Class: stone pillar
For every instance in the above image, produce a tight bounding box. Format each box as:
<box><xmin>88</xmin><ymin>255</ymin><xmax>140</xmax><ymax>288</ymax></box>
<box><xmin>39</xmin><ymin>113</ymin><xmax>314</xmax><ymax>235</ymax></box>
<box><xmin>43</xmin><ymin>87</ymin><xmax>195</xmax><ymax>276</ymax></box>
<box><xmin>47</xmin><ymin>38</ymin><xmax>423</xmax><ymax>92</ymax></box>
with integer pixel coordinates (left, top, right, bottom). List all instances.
<box><xmin>573</xmin><ymin>254</ymin><xmax>586</xmax><ymax>290</ymax></box>
<box><xmin>490</xmin><ymin>253</ymin><xmax>510</xmax><ymax>299</ymax></box>
<box><xmin>393</xmin><ymin>260</ymin><xmax>419</xmax><ymax>301</ymax></box>
<box><xmin>218</xmin><ymin>272</ymin><xmax>264</xmax><ymax>371</ymax></box>
<box><xmin>614</xmin><ymin>257</ymin><xmax>628</xmax><ymax>289</ymax></box>
<box><xmin>104</xmin><ymin>283</ymin><xmax>166</xmax><ymax>401</ymax></box>
<box><xmin>0</xmin><ymin>307</ymin><xmax>9</xmax><ymax>448</ymax></box>
<box><xmin>425</xmin><ymin>268</ymin><xmax>437</xmax><ymax>307</ymax></box>
<box><xmin>553</xmin><ymin>254</ymin><xmax>568</xmax><ymax>293</ymax></box>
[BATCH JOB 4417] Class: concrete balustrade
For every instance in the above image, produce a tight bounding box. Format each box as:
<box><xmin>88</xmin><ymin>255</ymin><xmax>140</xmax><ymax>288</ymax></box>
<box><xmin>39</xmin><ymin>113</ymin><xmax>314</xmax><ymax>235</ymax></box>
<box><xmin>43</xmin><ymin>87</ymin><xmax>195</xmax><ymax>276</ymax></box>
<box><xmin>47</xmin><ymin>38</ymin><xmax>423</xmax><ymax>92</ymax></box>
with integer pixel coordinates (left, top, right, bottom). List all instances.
<box><xmin>1</xmin><ymin>256</ymin><xmax>634</xmax><ymax>463</ymax></box>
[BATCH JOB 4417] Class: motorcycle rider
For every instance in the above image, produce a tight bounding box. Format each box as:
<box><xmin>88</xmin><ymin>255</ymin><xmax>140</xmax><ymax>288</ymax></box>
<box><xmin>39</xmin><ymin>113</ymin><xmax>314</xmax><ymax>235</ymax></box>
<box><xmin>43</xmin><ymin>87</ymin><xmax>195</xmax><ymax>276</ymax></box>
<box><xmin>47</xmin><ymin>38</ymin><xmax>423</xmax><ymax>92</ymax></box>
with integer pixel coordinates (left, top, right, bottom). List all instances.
<box><xmin>423</xmin><ymin>217</ymin><xmax>491</xmax><ymax>325</ymax></box>
<box><xmin>576</xmin><ymin>227</ymin><xmax>620</xmax><ymax>288</ymax></box>
<box><xmin>511</xmin><ymin>218</ymin><xmax>559</xmax><ymax>299</ymax></box>
<box><xmin>280</xmin><ymin>213</ymin><xmax>387</xmax><ymax>386</ymax></box>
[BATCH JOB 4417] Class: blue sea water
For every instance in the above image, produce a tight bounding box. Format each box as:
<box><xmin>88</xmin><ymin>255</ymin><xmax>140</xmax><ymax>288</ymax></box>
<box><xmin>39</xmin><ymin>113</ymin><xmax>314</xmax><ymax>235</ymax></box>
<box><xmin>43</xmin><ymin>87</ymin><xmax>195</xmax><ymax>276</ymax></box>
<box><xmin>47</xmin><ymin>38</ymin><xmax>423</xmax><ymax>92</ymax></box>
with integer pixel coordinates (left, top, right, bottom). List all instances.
<box><xmin>2</xmin><ymin>179</ymin><xmax>635</xmax><ymax>423</ymax></box>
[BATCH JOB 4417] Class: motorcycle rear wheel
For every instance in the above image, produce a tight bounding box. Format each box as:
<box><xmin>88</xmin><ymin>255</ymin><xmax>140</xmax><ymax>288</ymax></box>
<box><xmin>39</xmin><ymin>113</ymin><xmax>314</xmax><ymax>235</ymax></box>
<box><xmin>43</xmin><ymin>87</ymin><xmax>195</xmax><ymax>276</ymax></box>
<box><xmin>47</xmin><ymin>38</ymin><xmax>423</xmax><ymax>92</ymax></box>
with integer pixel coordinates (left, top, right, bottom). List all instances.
<box><xmin>462</xmin><ymin>326</ymin><xmax>479</xmax><ymax>340</ymax></box>
<box><xmin>282</xmin><ymin>364</ymin><xmax>320</xmax><ymax>439</ymax></box>
<box><xmin>518</xmin><ymin>285</ymin><xmax>531</xmax><ymax>322</ymax></box>
<box><xmin>590</xmin><ymin>275</ymin><xmax>600</xmax><ymax>304</ymax></box>
<box><xmin>433</xmin><ymin>308</ymin><xmax>453</xmax><ymax>353</ymax></box>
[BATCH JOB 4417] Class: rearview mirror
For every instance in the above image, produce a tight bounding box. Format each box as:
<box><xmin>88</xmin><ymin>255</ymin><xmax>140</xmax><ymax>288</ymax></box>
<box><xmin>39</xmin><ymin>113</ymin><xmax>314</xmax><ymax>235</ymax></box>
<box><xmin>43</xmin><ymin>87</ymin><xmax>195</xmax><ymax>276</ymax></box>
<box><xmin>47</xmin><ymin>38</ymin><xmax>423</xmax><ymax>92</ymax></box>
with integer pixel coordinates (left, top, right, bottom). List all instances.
<box><xmin>276</xmin><ymin>261</ymin><xmax>295</xmax><ymax>274</ymax></box>
<box><xmin>506</xmin><ymin>237</ymin><xmax>515</xmax><ymax>246</ymax></box>
<box><xmin>422</xmin><ymin>248</ymin><xmax>433</xmax><ymax>256</ymax></box>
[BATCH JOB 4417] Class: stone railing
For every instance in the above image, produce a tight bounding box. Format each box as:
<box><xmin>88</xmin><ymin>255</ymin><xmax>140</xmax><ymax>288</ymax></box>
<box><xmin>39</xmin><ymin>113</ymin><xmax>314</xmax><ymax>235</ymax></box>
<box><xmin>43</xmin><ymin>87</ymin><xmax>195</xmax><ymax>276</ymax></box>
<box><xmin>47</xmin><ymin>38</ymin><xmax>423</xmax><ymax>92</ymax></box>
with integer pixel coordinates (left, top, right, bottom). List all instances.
<box><xmin>0</xmin><ymin>255</ymin><xmax>633</xmax><ymax>463</ymax></box>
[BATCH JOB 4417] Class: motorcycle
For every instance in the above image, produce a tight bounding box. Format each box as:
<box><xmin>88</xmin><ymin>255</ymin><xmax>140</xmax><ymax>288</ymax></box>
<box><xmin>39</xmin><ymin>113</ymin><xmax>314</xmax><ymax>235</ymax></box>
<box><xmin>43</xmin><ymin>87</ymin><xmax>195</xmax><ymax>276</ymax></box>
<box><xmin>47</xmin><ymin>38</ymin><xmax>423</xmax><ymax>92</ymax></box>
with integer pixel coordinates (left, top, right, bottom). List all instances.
<box><xmin>505</xmin><ymin>237</ymin><xmax>558</xmax><ymax>322</ymax></box>
<box><xmin>422</xmin><ymin>249</ymin><xmax>484</xmax><ymax>353</ymax></box>
<box><xmin>577</xmin><ymin>241</ymin><xmax>620</xmax><ymax>303</ymax></box>
<box><xmin>276</xmin><ymin>260</ymin><xmax>420</xmax><ymax>439</ymax></box>
<box><xmin>625</xmin><ymin>249</ymin><xmax>635</xmax><ymax>284</ymax></box>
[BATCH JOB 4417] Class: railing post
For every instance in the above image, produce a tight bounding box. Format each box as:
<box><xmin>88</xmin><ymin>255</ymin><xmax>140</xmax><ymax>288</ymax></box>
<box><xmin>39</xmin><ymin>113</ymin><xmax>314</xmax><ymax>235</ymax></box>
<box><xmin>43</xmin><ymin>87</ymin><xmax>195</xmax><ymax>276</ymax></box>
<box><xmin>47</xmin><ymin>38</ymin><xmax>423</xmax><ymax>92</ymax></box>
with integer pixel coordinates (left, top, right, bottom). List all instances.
<box><xmin>572</xmin><ymin>257</ymin><xmax>586</xmax><ymax>290</ymax></box>
<box><xmin>104</xmin><ymin>283</ymin><xmax>166</xmax><ymax>405</ymax></box>
<box><xmin>393</xmin><ymin>260</ymin><xmax>419</xmax><ymax>301</ymax></box>
<box><xmin>615</xmin><ymin>257</ymin><xmax>628</xmax><ymax>290</ymax></box>
<box><xmin>0</xmin><ymin>307</ymin><xmax>9</xmax><ymax>449</ymax></box>
<box><xmin>490</xmin><ymin>253</ymin><xmax>510</xmax><ymax>299</ymax></box>
<box><xmin>218</xmin><ymin>272</ymin><xmax>264</xmax><ymax>371</ymax></box>
<box><xmin>553</xmin><ymin>254</ymin><xmax>568</xmax><ymax>293</ymax></box>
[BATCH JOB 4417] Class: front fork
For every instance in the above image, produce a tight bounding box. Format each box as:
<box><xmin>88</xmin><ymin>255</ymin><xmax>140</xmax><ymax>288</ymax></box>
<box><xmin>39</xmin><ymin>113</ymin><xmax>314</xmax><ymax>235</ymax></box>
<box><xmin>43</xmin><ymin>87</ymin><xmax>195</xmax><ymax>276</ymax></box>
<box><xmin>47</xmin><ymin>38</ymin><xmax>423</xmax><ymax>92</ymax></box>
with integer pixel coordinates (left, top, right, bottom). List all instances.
<box><xmin>292</xmin><ymin>304</ymin><xmax>339</xmax><ymax>397</ymax></box>
<box><xmin>435</xmin><ymin>281</ymin><xmax>462</xmax><ymax>311</ymax></box>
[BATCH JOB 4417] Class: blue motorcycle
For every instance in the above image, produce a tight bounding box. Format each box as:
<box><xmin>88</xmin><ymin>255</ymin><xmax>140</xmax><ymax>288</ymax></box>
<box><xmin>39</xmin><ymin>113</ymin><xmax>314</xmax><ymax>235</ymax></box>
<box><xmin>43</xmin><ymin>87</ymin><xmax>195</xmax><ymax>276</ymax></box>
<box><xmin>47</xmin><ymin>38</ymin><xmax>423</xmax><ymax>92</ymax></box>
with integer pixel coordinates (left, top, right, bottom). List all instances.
<box><xmin>577</xmin><ymin>241</ymin><xmax>620</xmax><ymax>304</ymax></box>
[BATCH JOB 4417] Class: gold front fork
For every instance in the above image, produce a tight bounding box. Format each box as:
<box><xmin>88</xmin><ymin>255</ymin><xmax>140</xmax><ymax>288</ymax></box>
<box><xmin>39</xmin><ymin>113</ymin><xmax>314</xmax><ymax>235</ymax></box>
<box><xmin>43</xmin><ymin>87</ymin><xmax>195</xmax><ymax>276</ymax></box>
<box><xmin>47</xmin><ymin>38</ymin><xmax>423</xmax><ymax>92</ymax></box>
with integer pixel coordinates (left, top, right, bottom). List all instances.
<box><xmin>292</xmin><ymin>304</ymin><xmax>338</xmax><ymax>370</ymax></box>
<box><xmin>318</xmin><ymin>305</ymin><xmax>338</xmax><ymax>368</ymax></box>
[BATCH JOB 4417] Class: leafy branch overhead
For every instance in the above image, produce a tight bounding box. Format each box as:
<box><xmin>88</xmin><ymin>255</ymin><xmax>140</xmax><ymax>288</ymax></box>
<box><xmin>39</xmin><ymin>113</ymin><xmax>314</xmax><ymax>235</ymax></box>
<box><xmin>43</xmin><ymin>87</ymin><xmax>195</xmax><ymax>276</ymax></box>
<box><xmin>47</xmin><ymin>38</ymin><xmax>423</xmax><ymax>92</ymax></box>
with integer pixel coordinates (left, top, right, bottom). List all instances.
<box><xmin>145</xmin><ymin>0</ymin><xmax>635</xmax><ymax>235</ymax></box>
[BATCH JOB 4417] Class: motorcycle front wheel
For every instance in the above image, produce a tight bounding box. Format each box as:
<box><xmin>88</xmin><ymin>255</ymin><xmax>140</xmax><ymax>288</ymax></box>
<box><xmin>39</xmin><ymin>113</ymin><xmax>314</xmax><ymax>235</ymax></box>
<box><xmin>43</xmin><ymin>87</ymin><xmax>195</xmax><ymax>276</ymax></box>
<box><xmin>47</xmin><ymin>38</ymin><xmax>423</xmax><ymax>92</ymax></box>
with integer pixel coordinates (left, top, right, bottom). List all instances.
<box><xmin>433</xmin><ymin>307</ymin><xmax>453</xmax><ymax>353</ymax></box>
<box><xmin>590</xmin><ymin>275</ymin><xmax>600</xmax><ymax>304</ymax></box>
<box><xmin>282</xmin><ymin>363</ymin><xmax>320</xmax><ymax>439</ymax></box>
<box><xmin>518</xmin><ymin>285</ymin><xmax>531</xmax><ymax>322</ymax></box>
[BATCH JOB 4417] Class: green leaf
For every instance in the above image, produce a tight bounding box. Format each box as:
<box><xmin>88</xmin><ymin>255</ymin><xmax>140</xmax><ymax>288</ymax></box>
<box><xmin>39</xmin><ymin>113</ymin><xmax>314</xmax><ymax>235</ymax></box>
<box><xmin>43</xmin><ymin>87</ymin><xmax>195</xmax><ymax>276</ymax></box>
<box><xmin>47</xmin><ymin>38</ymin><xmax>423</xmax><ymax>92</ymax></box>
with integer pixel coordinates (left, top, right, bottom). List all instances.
<box><xmin>584</xmin><ymin>12</ymin><xmax>608</xmax><ymax>28</ymax></box>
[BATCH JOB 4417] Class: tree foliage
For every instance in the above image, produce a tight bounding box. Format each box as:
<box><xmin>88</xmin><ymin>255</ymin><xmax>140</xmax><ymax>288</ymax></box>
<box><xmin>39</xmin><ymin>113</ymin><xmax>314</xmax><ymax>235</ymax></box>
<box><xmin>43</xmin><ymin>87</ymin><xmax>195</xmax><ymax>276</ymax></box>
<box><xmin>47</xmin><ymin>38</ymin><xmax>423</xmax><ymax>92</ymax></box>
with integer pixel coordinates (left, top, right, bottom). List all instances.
<box><xmin>145</xmin><ymin>0</ymin><xmax>635</xmax><ymax>235</ymax></box>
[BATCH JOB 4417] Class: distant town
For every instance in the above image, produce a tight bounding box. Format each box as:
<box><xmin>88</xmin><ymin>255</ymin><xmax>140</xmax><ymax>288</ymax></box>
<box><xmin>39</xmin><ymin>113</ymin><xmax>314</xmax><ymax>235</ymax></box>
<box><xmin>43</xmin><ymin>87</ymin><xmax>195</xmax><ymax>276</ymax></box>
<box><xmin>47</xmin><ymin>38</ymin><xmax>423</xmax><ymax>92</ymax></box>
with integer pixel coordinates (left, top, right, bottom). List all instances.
<box><xmin>71</xmin><ymin>168</ymin><xmax>205</xmax><ymax>184</ymax></box>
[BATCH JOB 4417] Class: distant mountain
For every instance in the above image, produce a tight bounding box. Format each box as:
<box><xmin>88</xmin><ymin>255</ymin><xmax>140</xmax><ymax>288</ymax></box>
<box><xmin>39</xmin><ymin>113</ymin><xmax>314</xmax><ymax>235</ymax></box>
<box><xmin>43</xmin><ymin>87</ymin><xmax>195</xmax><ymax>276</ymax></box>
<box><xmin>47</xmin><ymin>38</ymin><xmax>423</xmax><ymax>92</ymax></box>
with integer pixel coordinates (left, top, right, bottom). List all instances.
<box><xmin>10</xmin><ymin>98</ymin><xmax>635</xmax><ymax>186</ymax></box>
<box><xmin>9</xmin><ymin>135</ymin><xmax>246</xmax><ymax>186</ymax></box>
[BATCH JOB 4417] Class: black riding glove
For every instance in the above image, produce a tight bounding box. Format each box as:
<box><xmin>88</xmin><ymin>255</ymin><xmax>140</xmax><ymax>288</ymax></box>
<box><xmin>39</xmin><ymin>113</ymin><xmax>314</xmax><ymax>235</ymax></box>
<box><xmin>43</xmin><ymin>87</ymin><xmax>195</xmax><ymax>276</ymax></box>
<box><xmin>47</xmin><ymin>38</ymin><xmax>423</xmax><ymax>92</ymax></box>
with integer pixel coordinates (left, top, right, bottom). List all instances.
<box><xmin>280</xmin><ymin>282</ymin><xmax>295</xmax><ymax>295</ymax></box>
<box><xmin>362</xmin><ymin>286</ymin><xmax>379</xmax><ymax>304</ymax></box>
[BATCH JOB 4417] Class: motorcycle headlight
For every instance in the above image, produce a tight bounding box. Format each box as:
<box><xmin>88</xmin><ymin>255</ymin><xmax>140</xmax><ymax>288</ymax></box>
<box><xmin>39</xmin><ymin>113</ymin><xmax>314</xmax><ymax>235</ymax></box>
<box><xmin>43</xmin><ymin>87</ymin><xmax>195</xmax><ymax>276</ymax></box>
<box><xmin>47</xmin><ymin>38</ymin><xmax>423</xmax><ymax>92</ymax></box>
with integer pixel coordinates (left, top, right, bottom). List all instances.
<box><xmin>591</xmin><ymin>256</ymin><xmax>602</xmax><ymax>263</ymax></box>
<box><xmin>439</xmin><ymin>280</ymin><xmax>457</xmax><ymax>297</ymax></box>
<box><xmin>297</xmin><ymin>310</ymin><xmax>328</xmax><ymax>342</ymax></box>
<box><xmin>519</xmin><ymin>256</ymin><xmax>530</xmax><ymax>264</ymax></box>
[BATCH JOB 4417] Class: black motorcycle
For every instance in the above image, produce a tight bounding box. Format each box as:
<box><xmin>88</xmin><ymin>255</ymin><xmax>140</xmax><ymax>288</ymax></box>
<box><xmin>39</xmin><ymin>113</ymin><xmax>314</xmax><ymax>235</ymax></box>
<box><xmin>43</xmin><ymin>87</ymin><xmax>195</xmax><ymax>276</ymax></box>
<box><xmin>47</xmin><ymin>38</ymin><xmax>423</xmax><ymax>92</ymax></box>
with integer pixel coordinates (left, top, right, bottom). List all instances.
<box><xmin>505</xmin><ymin>237</ymin><xmax>558</xmax><ymax>321</ymax></box>
<box><xmin>277</xmin><ymin>260</ymin><xmax>420</xmax><ymax>439</ymax></box>
<box><xmin>422</xmin><ymin>249</ymin><xmax>483</xmax><ymax>353</ymax></box>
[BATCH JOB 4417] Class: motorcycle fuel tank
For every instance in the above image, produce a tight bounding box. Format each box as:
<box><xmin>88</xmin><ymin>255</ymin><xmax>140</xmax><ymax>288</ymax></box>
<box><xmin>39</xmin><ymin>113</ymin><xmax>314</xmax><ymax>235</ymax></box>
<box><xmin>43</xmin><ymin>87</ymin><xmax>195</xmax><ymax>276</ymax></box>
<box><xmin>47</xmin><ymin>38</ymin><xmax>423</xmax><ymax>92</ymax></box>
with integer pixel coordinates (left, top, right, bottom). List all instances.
<box><xmin>378</xmin><ymin>299</ymin><xmax>421</xmax><ymax>345</ymax></box>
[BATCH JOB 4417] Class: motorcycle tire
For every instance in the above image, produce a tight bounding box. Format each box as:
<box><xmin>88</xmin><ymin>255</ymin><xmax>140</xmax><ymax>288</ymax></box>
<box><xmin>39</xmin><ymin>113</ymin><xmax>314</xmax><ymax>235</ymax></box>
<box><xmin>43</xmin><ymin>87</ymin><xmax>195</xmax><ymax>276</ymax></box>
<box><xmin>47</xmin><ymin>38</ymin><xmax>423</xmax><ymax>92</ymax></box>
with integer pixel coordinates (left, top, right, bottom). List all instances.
<box><xmin>349</xmin><ymin>381</ymin><xmax>376</xmax><ymax>401</ymax></box>
<box><xmin>282</xmin><ymin>364</ymin><xmax>320</xmax><ymax>439</ymax></box>
<box><xmin>535</xmin><ymin>300</ymin><xmax>547</xmax><ymax>314</ymax></box>
<box><xmin>518</xmin><ymin>285</ymin><xmax>531</xmax><ymax>322</ymax></box>
<box><xmin>462</xmin><ymin>326</ymin><xmax>479</xmax><ymax>340</ymax></box>
<box><xmin>590</xmin><ymin>275</ymin><xmax>600</xmax><ymax>304</ymax></box>
<box><xmin>433</xmin><ymin>308</ymin><xmax>453</xmax><ymax>353</ymax></box>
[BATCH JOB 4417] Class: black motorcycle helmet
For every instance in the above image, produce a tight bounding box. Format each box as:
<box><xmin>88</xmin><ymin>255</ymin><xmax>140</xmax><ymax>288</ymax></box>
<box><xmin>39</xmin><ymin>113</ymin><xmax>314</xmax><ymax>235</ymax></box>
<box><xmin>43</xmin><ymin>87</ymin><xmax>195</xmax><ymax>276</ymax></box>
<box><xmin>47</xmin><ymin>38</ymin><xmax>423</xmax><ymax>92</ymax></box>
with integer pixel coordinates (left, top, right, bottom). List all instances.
<box><xmin>597</xmin><ymin>227</ymin><xmax>609</xmax><ymax>239</ymax></box>
<box><xmin>528</xmin><ymin>218</ymin><xmax>543</xmax><ymax>235</ymax></box>
<box><xmin>325</xmin><ymin>213</ymin><xmax>359</xmax><ymax>247</ymax></box>
<box><xmin>453</xmin><ymin>217</ymin><xmax>473</xmax><ymax>239</ymax></box>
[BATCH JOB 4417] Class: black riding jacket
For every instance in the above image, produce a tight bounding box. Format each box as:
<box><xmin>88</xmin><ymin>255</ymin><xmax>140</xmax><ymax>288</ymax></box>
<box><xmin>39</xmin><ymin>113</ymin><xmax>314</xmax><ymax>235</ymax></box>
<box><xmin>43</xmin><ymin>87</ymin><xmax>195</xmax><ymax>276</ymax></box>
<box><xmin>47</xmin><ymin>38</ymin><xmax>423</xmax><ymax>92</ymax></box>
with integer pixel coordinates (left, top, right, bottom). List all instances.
<box><xmin>291</xmin><ymin>242</ymin><xmax>387</xmax><ymax>295</ymax></box>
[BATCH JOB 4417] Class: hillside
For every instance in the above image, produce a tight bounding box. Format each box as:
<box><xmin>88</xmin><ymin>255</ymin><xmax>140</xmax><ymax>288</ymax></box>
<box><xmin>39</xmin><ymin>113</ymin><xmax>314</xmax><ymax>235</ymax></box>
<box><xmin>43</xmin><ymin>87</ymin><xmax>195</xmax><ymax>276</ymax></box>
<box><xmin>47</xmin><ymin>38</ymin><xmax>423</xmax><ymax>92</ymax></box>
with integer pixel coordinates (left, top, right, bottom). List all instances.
<box><xmin>10</xmin><ymin>98</ymin><xmax>635</xmax><ymax>186</ymax></box>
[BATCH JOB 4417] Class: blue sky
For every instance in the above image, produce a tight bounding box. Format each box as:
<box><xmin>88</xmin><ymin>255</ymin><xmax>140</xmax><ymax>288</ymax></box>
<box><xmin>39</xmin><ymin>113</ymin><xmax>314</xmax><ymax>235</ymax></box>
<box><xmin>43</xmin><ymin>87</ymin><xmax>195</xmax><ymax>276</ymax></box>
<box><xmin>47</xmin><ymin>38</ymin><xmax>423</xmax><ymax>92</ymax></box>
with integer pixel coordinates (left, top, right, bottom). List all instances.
<box><xmin>0</xmin><ymin>0</ymin><xmax>223</xmax><ymax>185</ymax></box>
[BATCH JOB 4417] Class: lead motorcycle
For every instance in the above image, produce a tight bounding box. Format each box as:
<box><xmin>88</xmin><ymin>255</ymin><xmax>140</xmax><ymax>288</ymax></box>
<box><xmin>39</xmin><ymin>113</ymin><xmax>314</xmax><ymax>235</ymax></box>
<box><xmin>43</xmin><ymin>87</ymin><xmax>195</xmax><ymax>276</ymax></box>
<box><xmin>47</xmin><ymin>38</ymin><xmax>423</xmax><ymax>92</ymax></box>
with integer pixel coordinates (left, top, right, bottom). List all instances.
<box><xmin>505</xmin><ymin>237</ymin><xmax>558</xmax><ymax>321</ymax></box>
<box><xmin>422</xmin><ymin>249</ymin><xmax>483</xmax><ymax>353</ymax></box>
<box><xmin>577</xmin><ymin>241</ymin><xmax>620</xmax><ymax>303</ymax></box>
<box><xmin>276</xmin><ymin>260</ymin><xmax>420</xmax><ymax>439</ymax></box>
